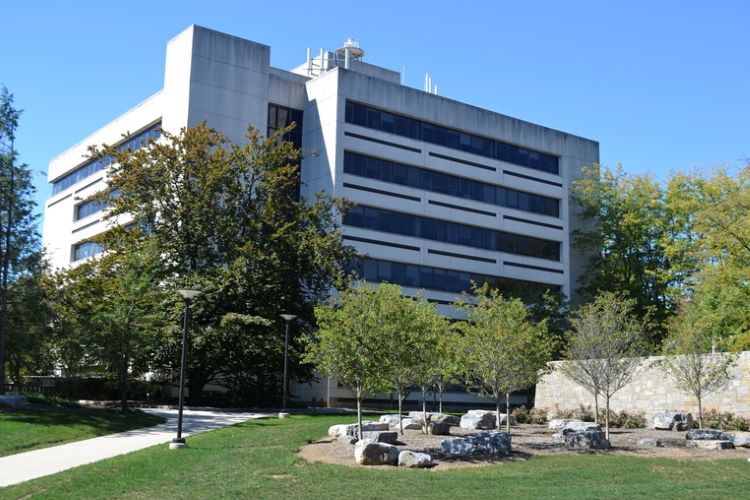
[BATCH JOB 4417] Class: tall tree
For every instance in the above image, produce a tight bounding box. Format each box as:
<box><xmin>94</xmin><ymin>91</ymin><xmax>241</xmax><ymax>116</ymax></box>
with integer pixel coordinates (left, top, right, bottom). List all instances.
<box><xmin>560</xmin><ymin>292</ymin><xmax>646</xmax><ymax>439</ymax></box>
<box><xmin>573</xmin><ymin>164</ymin><xmax>675</xmax><ymax>345</ymax></box>
<box><xmin>0</xmin><ymin>86</ymin><xmax>40</xmax><ymax>394</ymax></box>
<box><xmin>659</xmin><ymin>303</ymin><xmax>738</xmax><ymax>428</ymax></box>
<box><xmin>89</xmin><ymin>123</ymin><xmax>353</xmax><ymax>403</ymax></box>
<box><xmin>456</xmin><ymin>285</ymin><xmax>551</xmax><ymax>432</ymax></box>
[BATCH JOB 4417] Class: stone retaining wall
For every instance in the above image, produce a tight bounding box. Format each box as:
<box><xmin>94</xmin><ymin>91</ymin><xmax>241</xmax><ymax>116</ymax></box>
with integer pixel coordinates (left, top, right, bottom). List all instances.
<box><xmin>535</xmin><ymin>351</ymin><xmax>750</xmax><ymax>418</ymax></box>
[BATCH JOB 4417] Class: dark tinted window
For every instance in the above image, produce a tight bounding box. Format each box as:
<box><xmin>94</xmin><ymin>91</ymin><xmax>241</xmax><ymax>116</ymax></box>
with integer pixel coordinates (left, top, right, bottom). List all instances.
<box><xmin>343</xmin><ymin>152</ymin><xmax>559</xmax><ymax>217</ymax></box>
<box><xmin>344</xmin><ymin>205</ymin><xmax>560</xmax><ymax>261</ymax></box>
<box><xmin>345</xmin><ymin>101</ymin><xmax>559</xmax><ymax>175</ymax></box>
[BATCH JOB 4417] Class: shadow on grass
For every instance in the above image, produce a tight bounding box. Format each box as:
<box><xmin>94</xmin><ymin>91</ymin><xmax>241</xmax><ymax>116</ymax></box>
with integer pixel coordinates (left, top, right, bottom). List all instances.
<box><xmin>0</xmin><ymin>407</ymin><xmax>165</xmax><ymax>435</ymax></box>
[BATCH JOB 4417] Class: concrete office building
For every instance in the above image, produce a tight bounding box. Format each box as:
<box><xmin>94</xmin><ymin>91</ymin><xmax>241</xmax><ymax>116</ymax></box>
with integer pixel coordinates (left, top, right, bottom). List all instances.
<box><xmin>42</xmin><ymin>25</ymin><xmax>598</xmax><ymax>406</ymax></box>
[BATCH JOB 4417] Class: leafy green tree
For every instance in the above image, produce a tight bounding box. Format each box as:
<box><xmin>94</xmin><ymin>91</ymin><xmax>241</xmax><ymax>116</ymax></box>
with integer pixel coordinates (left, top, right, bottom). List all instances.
<box><xmin>432</xmin><ymin>326</ymin><xmax>461</xmax><ymax>415</ymax></box>
<box><xmin>305</xmin><ymin>283</ymin><xmax>390</xmax><ymax>437</ymax></box>
<box><xmin>456</xmin><ymin>285</ymin><xmax>551</xmax><ymax>432</ymax></box>
<box><xmin>573</xmin><ymin>165</ymin><xmax>675</xmax><ymax>345</ymax></box>
<box><xmin>560</xmin><ymin>292</ymin><xmax>645</xmax><ymax>439</ymax></box>
<box><xmin>0</xmin><ymin>86</ymin><xmax>41</xmax><ymax>394</ymax></box>
<box><xmin>528</xmin><ymin>290</ymin><xmax>571</xmax><ymax>360</ymax></box>
<box><xmin>89</xmin><ymin>123</ymin><xmax>353</xmax><ymax>403</ymax></box>
<box><xmin>660</xmin><ymin>302</ymin><xmax>739</xmax><ymax>428</ymax></box>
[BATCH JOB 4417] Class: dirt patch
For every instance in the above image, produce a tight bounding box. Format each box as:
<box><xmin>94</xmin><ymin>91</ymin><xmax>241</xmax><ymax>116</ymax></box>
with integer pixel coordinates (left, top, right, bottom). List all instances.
<box><xmin>298</xmin><ymin>424</ymin><xmax>750</xmax><ymax>469</ymax></box>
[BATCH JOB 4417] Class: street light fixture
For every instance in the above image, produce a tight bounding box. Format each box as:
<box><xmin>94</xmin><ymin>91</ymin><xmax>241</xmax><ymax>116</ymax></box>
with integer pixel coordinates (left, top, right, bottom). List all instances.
<box><xmin>280</xmin><ymin>313</ymin><xmax>297</xmax><ymax>411</ymax></box>
<box><xmin>169</xmin><ymin>288</ymin><xmax>202</xmax><ymax>450</ymax></box>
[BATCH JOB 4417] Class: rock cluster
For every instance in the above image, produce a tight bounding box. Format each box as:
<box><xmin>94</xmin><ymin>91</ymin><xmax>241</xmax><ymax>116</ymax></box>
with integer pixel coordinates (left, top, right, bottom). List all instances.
<box><xmin>653</xmin><ymin>411</ymin><xmax>693</xmax><ymax>431</ymax></box>
<box><xmin>685</xmin><ymin>428</ymin><xmax>734</xmax><ymax>441</ymax></box>
<box><xmin>441</xmin><ymin>430</ymin><xmax>512</xmax><ymax>458</ymax></box>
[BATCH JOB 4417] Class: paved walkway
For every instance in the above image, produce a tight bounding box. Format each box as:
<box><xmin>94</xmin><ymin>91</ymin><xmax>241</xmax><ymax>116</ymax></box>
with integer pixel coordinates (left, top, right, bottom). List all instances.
<box><xmin>0</xmin><ymin>408</ymin><xmax>268</xmax><ymax>488</ymax></box>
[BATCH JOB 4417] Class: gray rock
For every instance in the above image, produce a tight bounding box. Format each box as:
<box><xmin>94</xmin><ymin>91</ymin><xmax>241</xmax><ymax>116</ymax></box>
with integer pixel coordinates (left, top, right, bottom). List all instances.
<box><xmin>354</xmin><ymin>441</ymin><xmax>399</xmax><ymax>465</ymax></box>
<box><xmin>338</xmin><ymin>435</ymin><xmax>358</xmax><ymax>445</ymax></box>
<box><xmin>433</xmin><ymin>414</ymin><xmax>461</xmax><ymax>426</ymax></box>
<box><xmin>564</xmin><ymin>430</ymin><xmax>610</xmax><ymax>450</ymax></box>
<box><xmin>401</xmin><ymin>418</ymin><xmax>422</xmax><ymax>430</ymax></box>
<box><xmin>653</xmin><ymin>411</ymin><xmax>693</xmax><ymax>431</ymax></box>
<box><xmin>460</xmin><ymin>410</ymin><xmax>497</xmax><ymax>430</ymax></box>
<box><xmin>548</xmin><ymin>418</ymin><xmax>582</xmax><ymax>430</ymax></box>
<box><xmin>731</xmin><ymin>433</ymin><xmax>750</xmax><ymax>448</ymax></box>
<box><xmin>428</xmin><ymin>422</ymin><xmax>451</xmax><ymax>435</ymax></box>
<box><xmin>278</xmin><ymin>412</ymin><xmax>290</xmax><ymax>419</ymax></box>
<box><xmin>441</xmin><ymin>430</ymin><xmax>512</xmax><ymax>458</ymax></box>
<box><xmin>637</xmin><ymin>438</ymin><xmax>663</xmax><ymax>447</ymax></box>
<box><xmin>685</xmin><ymin>428</ymin><xmax>734</xmax><ymax>441</ymax></box>
<box><xmin>0</xmin><ymin>394</ymin><xmax>27</xmax><ymax>409</ymax></box>
<box><xmin>398</xmin><ymin>450</ymin><xmax>433</xmax><ymax>468</ymax></box>
<box><xmin>686</xmin><ymin>440</ymin><xmax>735</xmax><ymax>450</ymax></box>
<box><xmin>379</xmin><ymin>415</ymin><xmax>421</xmax><ymax>430</ymax></box>
<box><xmin>361</xmin><ymin>431</ymin><xmax>398</xmax><ymax>444</ymax></box>
<box><xmin>328</xmin><ymin>422</ymin><xmax>389</xmax><ymax>437</ymax></box>
<box><xmin>379</xmin><ymin>414</ymin><xmax>402</xmax><ymax>427</ymax></box>
<box><xmin>553</xmin><ymin>421</ymin><xmax>602</xmax><ymax>439</ymax></box>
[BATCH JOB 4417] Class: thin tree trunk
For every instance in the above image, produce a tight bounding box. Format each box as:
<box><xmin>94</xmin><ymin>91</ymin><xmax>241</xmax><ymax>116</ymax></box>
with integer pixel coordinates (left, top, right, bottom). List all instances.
<box><xmin>120</xmin><ymin>347</ymin><xmax>129</xmax><ymax>412</ymax></box>
<box><xmin>505</xmin><ymin>391</ymin><xmax>511</xmax><ymax>433</ymax></box>
<box><xmin>594</xmin><ymin>393</ymin><xmax>599</xmax><ymax>424</ymax></box>
<box><xmin>422</xmin><ymin>386</ymin><xmax>428</xmax><ymax>435</ymax></box>
<box><xmin>0</xmin><ymin>159</ymin><xmax>13</xmax><ymax>396</ymax></box>
<box><xmin>698</xmin><ymin>394</ymin><xmax>703</xmax><ymax>429</ymax></box>
<box><xmin>605</xmin><ymin>396</ymin><xmax>610</xmax><ymax>440</ymax></box>
<box><xmin>397</xmin><ymin>389</ymin><xmax>403</xmax><ymax>435</ymax></box>
<box><xmin>356</xmin><ymin>388</ymin><xmax>363</xmax><ymax>439</ymax></box>
<box><xmin>438</xmin><ymin>388</ymin><xmax>443</xmax><ymax>415</ymax></box>
<box><xmin>496</xmin><ymin>394</ymin><xmax>502</xmax><ymax>430</ymax></box>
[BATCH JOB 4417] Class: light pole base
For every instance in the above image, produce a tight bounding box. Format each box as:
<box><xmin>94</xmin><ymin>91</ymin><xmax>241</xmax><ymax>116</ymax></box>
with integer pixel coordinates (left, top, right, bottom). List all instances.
<box><xmin>169</xmin><ymin>438</ymin><xmax>187</xmax><ymax>450</ymax></box>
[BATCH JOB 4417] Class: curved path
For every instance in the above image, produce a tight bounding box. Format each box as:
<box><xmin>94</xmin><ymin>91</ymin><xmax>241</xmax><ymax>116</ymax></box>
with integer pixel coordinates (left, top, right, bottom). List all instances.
<box><xmin>0</xmin><ymin>408</ymin><xmax>268</xmax><ymax>488</ymax></box>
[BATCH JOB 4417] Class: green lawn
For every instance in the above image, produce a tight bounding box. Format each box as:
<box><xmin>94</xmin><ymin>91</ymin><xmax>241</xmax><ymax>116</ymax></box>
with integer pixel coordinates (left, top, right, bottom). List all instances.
<box><xmin>0</xmin><ymin>407</ymin><xmax>165</xmax><ymax>458</ymax></box>
<box><xmin>1</xmin><ymin>414</ymin><xmax>748</xmax><ymax>499</ymax></box>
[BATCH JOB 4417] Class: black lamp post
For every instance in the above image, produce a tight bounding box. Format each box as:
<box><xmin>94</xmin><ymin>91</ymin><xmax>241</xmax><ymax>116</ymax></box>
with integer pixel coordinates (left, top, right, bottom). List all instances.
<box><xmin>280</xmin><ymin>313</ymin><xmax>297</xmax><ymax>411</ymax></box>
<box><xmin>170</xmin><ymin>288</ymin><xmax>202</xmax><ymax>450</ymax></box>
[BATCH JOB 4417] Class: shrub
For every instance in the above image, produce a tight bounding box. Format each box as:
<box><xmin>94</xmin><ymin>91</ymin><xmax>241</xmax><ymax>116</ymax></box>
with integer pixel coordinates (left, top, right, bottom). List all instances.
<box><xmin>528</xmin><ymin>407</ymin><xmax>549</xmax><ymax>425</ymax></box>
<box><xmin>550</xmin><ymin>404</ymin><xmax>596</xmax><ymax>422</ymax></box>
<box><xmin>512</xmin><ymin>405</ymin><xmax>529</xmax><ymax>424</ymax></box>
<box><xmin>701</xmin><ymin>409</ymin><xmax>750</xmax><ymax>431</ymax></box>
<box><xmin>599</xmin><ymin>409</ymin><xmax>646</xmax><ymax>429</ymax></box>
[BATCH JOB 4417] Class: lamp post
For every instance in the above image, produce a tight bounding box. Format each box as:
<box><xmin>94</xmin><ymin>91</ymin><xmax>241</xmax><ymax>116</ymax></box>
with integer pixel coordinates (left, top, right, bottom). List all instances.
<box><xmin>170</xmin><ymin>288</ymin><xmax>202</xmax><ymax>450</ymax></box>
<box><xmin>280</xmin><ymin>313</ymin><xmax>297</xmax><ymax>411</ymax></box>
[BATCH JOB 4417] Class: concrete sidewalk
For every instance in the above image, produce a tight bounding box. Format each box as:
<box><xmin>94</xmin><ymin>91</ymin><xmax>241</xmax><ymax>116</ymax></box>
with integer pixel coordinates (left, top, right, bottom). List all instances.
<box><xmin>0</xmin><ymin>408</ymin><xmax>268</xmax><ymax>488</ymax></box>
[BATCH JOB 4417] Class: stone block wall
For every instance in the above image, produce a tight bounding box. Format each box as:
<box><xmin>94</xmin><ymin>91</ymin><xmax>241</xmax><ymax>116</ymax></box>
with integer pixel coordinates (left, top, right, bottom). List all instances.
<box><xmin>535</xmin><ymin>351</ymin><xmax>750</xmax><ymax>418</ymax></box>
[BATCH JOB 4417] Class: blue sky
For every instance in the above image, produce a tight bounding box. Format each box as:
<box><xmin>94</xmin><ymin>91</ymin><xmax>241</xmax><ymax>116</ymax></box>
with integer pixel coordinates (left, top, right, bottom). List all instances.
<box><xmin>1</xmin><ymin>0</ymin><xmax>748</xmax><ymax>222</ymax></box>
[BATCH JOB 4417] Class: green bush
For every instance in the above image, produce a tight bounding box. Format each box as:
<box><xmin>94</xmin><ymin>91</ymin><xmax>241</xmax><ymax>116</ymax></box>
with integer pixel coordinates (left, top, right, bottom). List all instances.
<box><xmin>599</xmin><ymin>410</ymin><xmax>647</xmax><ymax>429</ymax></box>
<box><xmin>527</xmin><ymin>407</ymin><xmax>549</xmax><ymax>425</ymax></box>
<box><xmin>701</xmin><ymin>409</ymin><xmax>750</xmax><ymax>431</ymax></box>
<box><xmin>512</xmin><ymin>405</ymin><xmax>529</xmax><ymax>423</ymax></box>
<box><xmin>551</xmin><ymin>404</ymin><xmax>596</xmax><ymax>422</ymax></box>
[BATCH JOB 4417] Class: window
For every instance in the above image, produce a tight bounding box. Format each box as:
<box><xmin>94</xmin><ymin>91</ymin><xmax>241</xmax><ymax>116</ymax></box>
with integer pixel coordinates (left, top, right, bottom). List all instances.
<box><xmin>343</xmin><ymin>151</ymin><xmax>559</xmax><ymax>217</ymax></box>
<box><xmin>267</xmin><ymin>104</ymin><xmax>303</xmax><ymax>148</ymax></box>
<box><xmin>345</xmin><ymin>101</ymin><xmax>559</xmax><ymax>175</ymax></box>
<box><xmin>344</xmin><ymin>205</ymin><xmax>560</xmax><ymax>261</ymax></box>
<box><xmin>52</xmin><ymin>122</ymin><xmax>161</xmax><ymax>195</ymax></box>
<box><xmin>74</xmin><ymin>198</ymin><xmax>107</xmax><ymax>221</ymax></box>
<box><xmin>72</xmin><ymin>241</ymin><xmax>103</xmax><ymax>262</ymax></box>
<box><xmin>351</xmin><ymin>257</ymin><xmax>559</xmax><ymax>299</ymax></box>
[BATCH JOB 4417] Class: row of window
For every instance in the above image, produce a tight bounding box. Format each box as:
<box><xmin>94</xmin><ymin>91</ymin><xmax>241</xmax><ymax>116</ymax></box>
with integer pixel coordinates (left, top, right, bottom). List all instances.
<box><xmin>344</xmin><ymin>101</ymin><xmax>559</xmax><ymax>175</ymax></box>
<box><xmin>75</xmin><ymin>198</ymin><xmax>107</xmax><ymax>221</ymax></box>
<box><xmin>71</xmin><ymin>241</ymin><xmax>103</xmax><ymax>262</ymax></box>
<box><xmin>52</xmin><ymin>123</ymin><xmax>162</xmax><ymax>195</ymax></box>
<box><xmin>343</xmin><ymin>151</ymin><xmax>560</xmax><ymax>217</ymax></box>
<box><xmin>344</xmin><ymin>205</ymin><xmax>560</xmax><ymax>261</ymax></box>
<box><xmin>352</xmin><ymin>258</ymin><xmax>560</xmax><ymax>298</ymax></box>
<box><xmin>267</xmin><ymin>104</ymin><xmax>303</xmax><ymax>148</ymax></box>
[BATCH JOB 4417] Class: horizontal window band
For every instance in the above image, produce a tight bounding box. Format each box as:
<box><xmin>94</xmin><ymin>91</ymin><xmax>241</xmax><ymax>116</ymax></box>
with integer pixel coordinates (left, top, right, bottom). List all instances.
<box><xmin>47</xmin><ymin>193</ymin><xmax>72</xmax><ymax>208</ymax></box>
<box><xmin>503</xmin><ymin>169</ymin><xmax>563</xmax><ymax>187</ymax></box>
<box><xmin>343</xmin><ymin>182</ymin><xmax>421</xmax><ymax>202</ymax></box>
<box><xmin>428</xmin><ymin>151</ymin><xmax>496</xmax><ymax>172</ymax></box>
<box><xmin>75</xmin><ymin>177</ymin><xmax>104</xmax><ymax>194</ymax></box>
<box><xmin>72</xmin><ymin>219</ymin><xmax>101</xmax><ymax>234</ymax></box>
<box><xmin>428</xmin><ymin>248</ymin><xmax>497</xmax><ymax>263</ymax></box>
<box><xmin>428</xmin><ymin>199</ymin><xmax>496</xmax><ymax>217</ymax></box>
<box><xmin>344</xmin><ymin>131</ymin><xmax>421</xmax><ymax>153</ymax></box>
<box><xmin>504</xmin><ymin>260</ymin><xmax>565</xmax><ymax>274</ymax></box>
<box><xmin>503</xmin><ymin>215</ymin><xmax>564</xmax><ymax>230</ymax></box>
<box><xmin>343</xmin><ymin>235</ymin><xmax>420</xmax><ymax>252</ymax></box>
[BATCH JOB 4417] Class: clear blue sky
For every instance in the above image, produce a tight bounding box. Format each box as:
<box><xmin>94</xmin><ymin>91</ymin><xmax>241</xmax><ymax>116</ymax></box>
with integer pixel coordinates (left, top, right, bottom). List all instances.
<box><xmin>1</xmin><ymin>0</ymin><xmax>748</xmax><ymax>223</ymax></box>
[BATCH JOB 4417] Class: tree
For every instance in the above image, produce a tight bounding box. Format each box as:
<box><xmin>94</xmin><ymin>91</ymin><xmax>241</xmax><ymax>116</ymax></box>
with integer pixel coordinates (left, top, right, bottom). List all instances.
<box><xmin>432</xmin><ymin>326</ymin><xmax>461</xmax><ymax>415</ymax></box>
<box><xmin>0</xmin><ymin>86</ymin><xmax>41</xmax><ymax>394</ymax></box>
<box><xmin>456</xmin><ymin>285</ymin><xmax>551</xmax><ymax>432</ymax></box>
<box><xmin>560</xmin><ymin>292</ymin><xmax>645</xmax><ymax>439</ymax></box>
<box><xmin>660</xmin><ymin>303</ymin><xmax>738</xmax><ymax>428</ymax></box>
<box><xmin>89</xmin><ymin>123</ymin><xmax>353</xmax><ymax>403</ymax></box>
<box><xmin>305</xmin><ymin>283</ymin><xmax>391</xmax><ymax>438</ymax></box>
<box><xmin>573</xmin><ymin>165</ymin><xmax>677</xmax><ymax>346</ymax></box>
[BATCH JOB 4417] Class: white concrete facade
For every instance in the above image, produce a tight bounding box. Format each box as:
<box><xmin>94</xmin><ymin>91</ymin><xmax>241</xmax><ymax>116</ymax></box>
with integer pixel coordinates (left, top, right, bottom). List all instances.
<box><xmin>42</xmin><ymin>25</ymin><xmax>599</xmax><ymax>406</ymax></box>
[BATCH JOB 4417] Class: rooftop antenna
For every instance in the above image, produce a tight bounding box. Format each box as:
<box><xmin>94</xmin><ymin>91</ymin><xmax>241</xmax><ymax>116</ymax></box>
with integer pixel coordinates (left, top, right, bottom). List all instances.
<box><xmin>336</xmin><ymin>38</ymin><xmax>365</xmax><ymax>69</ymax></box>
<box><xmin>424</xmin><ymin>73</ymin><xmax>438</xmax><ymax>94</ymax></box>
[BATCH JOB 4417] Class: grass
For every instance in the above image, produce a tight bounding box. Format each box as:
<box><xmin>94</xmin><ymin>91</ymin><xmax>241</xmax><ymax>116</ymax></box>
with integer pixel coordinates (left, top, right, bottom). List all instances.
<box><xmin>1</xmin><ymin>414</ymin><xmax>749</xmax><ymax>499</ymax></box>
<box><xmin>0</xmin><ymin>406</ymin><xmax>165</xmax><ymax>458</ymax></box>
